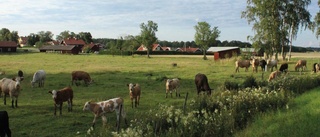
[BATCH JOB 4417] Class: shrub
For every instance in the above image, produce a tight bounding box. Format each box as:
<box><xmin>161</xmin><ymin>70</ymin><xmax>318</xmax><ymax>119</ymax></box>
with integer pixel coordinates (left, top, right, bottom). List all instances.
<box><xmin>242</xmin><ymin>75</ymin><xmax>258</xmax><ymax>88</ymax></box>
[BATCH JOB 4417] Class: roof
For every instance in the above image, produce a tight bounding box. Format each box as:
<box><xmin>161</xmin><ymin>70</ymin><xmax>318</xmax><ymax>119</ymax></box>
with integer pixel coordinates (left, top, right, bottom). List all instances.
<box><xmin>0</xmin><ymin>41</ymin><xmax>18</xmax><ymax>47</ymax></box>
<box><xmin>240</xmin><ymin>48</ymin><xmax>258</xmax><ymax>52</ymax></box>
<box><xmin>39</xmin><ymin>45</ymin><xmax>76</xmax><ymax>50</ymax></box>
<box><xmin>176</xmin><ymin>47</ymin><xmax>201</xmax><ymax>52</ymax></box>
<box><xmin>61</xmin><ymin>37</ymin><xmax>85</xmax><ymax>45</ymax></box>
<box><xmin>86</xmin><ymin>42</ymin><xmax>98</xmax><ymax>48</ymax></box>
<box><xmin>207</xmin><ymin>47</ymin><xmax>239</xmax><ymax>52</ymax></box>
<box><xmin>19</xmin><ymin>37</ymin><xmax>28</xmax><ymax>44</ymax></box>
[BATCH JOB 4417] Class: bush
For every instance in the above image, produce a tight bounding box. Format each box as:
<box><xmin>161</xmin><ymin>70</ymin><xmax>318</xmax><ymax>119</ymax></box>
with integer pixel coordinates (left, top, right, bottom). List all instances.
<box><xmin>242</xmin><ymin>75</ymin><xmax>258</xmax><ymax>88</ymax></box>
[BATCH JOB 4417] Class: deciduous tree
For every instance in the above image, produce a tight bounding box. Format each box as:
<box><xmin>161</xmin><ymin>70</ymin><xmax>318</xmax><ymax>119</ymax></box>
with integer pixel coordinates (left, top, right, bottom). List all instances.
<box><xmin>139</xmin><ymin>20</ymin><xmax>158</xmax><ymax>58</ymax></box>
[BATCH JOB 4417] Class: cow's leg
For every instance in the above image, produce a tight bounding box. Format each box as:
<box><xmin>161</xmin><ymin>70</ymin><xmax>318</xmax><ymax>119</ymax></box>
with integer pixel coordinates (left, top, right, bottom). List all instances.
<box><xmin>92</xmin><ymin>115</ymin><xmax>98</xmax><ymax>128</ymax></box>
<box><xmin>3</xmin><ymin>95</ymin><xmax>6</xmax><ymax>105</ymax></box>
<box><xmin>137</xmin><ymin>95</ymin><xmax>140</xmax><ymax>106</ymax></box>
<box><xmin>15</xmin><ymin>97</ymin><xmax>18</xmax><ymax>108</ymax></box>
<box><xmin>101</xmin><ymin>115</ymin><xmax>107</xmax><ymax>126</ymax></box>
<box><xmin>59</xmin><ymin>103</ymin><xmax>63</xmax><ymax>115</ymax></box>
<box><xmin>11</xmin><ymin>98</ymin><xmax>14</xmax><ymax>108</ymax></box>
<box><xmin>134</xmin><ymin>98</ymin><xmax>137</xmax><ymax>108</ymax></box>
<box><xmin>131</xmin><ymin>98</ymin><xmax>133</xmax><ymax>108</ymax></box>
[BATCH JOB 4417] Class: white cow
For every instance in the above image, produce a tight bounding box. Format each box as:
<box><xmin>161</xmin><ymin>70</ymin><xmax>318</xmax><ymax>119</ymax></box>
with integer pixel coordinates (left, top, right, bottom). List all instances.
<box><xmin>31</xmin><ymin>70</ymin><xmax>46</xmax><ymax>88</ymax></box>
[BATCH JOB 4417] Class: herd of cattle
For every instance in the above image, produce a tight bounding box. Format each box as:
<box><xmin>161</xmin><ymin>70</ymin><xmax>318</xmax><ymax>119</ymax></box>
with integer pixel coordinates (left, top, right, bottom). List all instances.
<box><xmin>0</xmin><ymin>67</ymin><xmax>212</xmax><ymax>132</ymax></box>
<box><xmin>235</xmin><ymin>58</ymin><xmax>320</xmax><ymax>81</ymax></box>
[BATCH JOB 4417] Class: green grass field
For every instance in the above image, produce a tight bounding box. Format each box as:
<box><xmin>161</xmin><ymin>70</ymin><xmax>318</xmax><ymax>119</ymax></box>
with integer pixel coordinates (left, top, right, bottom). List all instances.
<box><xmin>0</xmin><ymin>52</ymin><xmax>319</xmax><ymax>136</ymax></box>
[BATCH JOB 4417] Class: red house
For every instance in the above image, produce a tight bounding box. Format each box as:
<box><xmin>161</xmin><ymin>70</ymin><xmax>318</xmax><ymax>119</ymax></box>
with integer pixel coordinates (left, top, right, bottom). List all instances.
<box><xmin>0</xmin><ymin>41</ymin><xmax>18</xmax><ymax>52</ymax></box>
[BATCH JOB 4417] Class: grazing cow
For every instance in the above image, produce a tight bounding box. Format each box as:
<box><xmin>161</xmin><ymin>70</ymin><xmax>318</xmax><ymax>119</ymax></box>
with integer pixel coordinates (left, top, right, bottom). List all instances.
<box><xmin>235</xmin><ymin>60</ymin><xmax>251</xmax><ymax>73</ymax></box>
<box><xmin>0</xmin><ymin>77</ymin><xmax>21</xmax><ymax>108</ymax></box>
<box><xmin>0</xmin><ymin>111</ymin><xmax>11</xmax><ymax>137</ymax></box>
<box><xmin>127</xmin><ymin>83</ymin><xmax>141</xmax><ymax>108</ymax></box>
<box><xmin>268</xmin><ymin>70</ymin><xmax>282</xmax><ymax>82</ymax></box>
<box><xmin>165</xmin><ymin>78</ymin><xmax>180</xmax><ymax>98</ymax></box>
<box><xmin>48</xmin><ymin>86</ymin><xmax>73</xmax><ymax>116</ymax></box>
<box><xmin>250</xmin><ymin>58</ymin><xmax>260</xmax><ymax>73</ymax></box>
<box><xmin>279</xmin><ymin>63</ymin><xmax>288</xmax><ymax>73</ymax></box>
<box><xmin>18</xmin><ymin>70</ymin><xmax>24</xmax><ymax>81</ymax></box>
<box><xmin>83</xmin><ymin>97</ymin><xmax>128</xmax><ymax>128</ymax></box>
<box><xmin>71</xmin><ymin>71</ymin><xmax>93</xmax><ymax>86</ymax></box>
<box><xmin>259</xmin><ymin>59</ymin><xmax>267</xmax><ymax>72</ymax></box>
<box><xmin>194</xmin><ymin>73</ymin><xmax>211</xmax><ymax>95</ymax></box>
<box><xmin>295</xmin><ymin>60</ymin><xmax>307</xmax><ymax>71</ymax></box>
<box><xmin>31</xmin><ymin>70</ymin><xmax>46</xmax><ymax>88</ymax></box>
<box><xmin>313</xmin><ymin>63</ymin><xmax>320</xmax><ymax>73</ymax></box>
<box><xmin>266</xmin><ymin>59</ymin><xmax>278</xmax><ymax>71</ymax></box>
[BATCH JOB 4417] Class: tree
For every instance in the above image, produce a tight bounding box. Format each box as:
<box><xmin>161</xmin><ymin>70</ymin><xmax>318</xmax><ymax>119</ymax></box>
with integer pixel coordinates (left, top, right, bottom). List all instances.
<box><xmin>78</xmin><ymin>32</ymin><xmax>93</xmax><ymax>44</ymax></box>
<box><xmin>242</xmin><ymin>0</ymin><xmax>312</xmax><ymax>60</ymax></box>
<box><xmin>194</xmin><ymin>21</ymin><xmax>220</xmax><ymax>60</ymax></box>
<box><xmin>313</xmin><ymin>0</ymin><xmax>320</xmax><ymax>38</ymax></box>
<box><xmin>139</xmin><ymin>20</ymin><xmax>158</xmax><ymax>58</ymax></box>
<box><xmin>27</xmin><ymin>33</ymin><xmax>40</xmax><ymax>46</ymax></box>
<box><xmin>38</xmin><ymin>31</ymin><xmax>53</xmax><ymax>43</ymax></box>
<box><xmin>56</xmin><ymin>30</ymin><xmax>76</xmax><ymax>41</ymax></box>
<box><xmin>124</xmin><ymin>35</ymin><xmax>142</xmax><ymax>57</ymax></box>
<box><xmin>0</xmin><ymin>28</ymin><xmax>19</xmax><ymax>43</ymax></box>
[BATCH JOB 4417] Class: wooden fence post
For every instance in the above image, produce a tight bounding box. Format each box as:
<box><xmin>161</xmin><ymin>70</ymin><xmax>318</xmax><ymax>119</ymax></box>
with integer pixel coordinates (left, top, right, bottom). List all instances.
<box><xmin>183</xmin><ymin>92</ymin><xmax>189</xmax><ymax>114</ymax></box>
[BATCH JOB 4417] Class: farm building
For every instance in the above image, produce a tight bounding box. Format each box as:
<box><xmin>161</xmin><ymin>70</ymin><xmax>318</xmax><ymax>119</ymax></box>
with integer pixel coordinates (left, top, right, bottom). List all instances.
<box><xmin>207</xmin><ymin>47</ymin><xmax>240</xmax><ymax>60</ymax></box>
<box><xmin>0</xmin><ymin>41</ymin><xmax>18</xmax><ymax>52</ymax></box>
<box><xmin>39</xmin><ymin>45</ymin><xmax>79</xmax><ymax>54</ymax></box>
<box><xmin>60</xmin><ymin>37</ymin><xmax>86</xmax><ymax>54</ymax></box>
<box><xmin>18</xmin><ymin>36</ymin><xmax>28</xmax><ymax>47</ymax></box>
<box><xmin>176</xmin><ymin>47</ymin><xmax>202</xmax><ymax>53</ymax></box>
<box><xmin>137</xmin><ymin>44</ymin><xmax>165</xmax><ymax>51</ymax></box>
<box><xmin>83</xmin><ymin>42</ymin><xmax>100</xmax><ymax>53</ymax></box>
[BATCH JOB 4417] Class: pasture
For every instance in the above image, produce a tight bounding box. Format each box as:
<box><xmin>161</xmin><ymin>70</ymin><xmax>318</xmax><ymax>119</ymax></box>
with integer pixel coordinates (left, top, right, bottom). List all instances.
<box><xmin>0</xmin><ymin>52</ymin><xmax>319</xmax><ymax>136</ymax></box>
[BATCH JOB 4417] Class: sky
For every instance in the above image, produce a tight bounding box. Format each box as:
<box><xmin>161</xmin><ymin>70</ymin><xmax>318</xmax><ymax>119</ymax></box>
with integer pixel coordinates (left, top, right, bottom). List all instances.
<box><xmin>1</xmin><ymin>0</ymin><xmax>319</xmax><ymax>47</ymax></box>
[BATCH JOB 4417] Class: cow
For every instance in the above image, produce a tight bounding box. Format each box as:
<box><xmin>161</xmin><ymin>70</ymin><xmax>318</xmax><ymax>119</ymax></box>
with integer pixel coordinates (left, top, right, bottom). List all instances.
<box><xmin>194</xmin><ymin>73</ymin><xmax>211</xmax><ymax>95</ymax></box>
<box><xmin>165</xmin><ymin>78</ymin><xmax>180</xmax><ymax>98</ymax></box>
<box><xmin>268</xmin><ymin>70</ymin><xmax>282</xmax><ymax>82</ymax></box>
<box><xmin>279</xmin><ymin>63</ymin><xmax>288</xmax><ymax>73</ymax></box>
<box><xmin>18</xmin><ymin>70</ymin><xmax>24</xmax><ymax>81</ymax></box>
<box><xmin>0</xmin><ymin>111</ymin><xmax>11</xmax><ymax>137</ymax></box>
<box><xmin>259</xmin><ymin>59</ymin><xmax>267</xmax><ymax>72</ymax></box>
<box><xmin>83</xmin><ymin>97</ymin><xmax>128</xmax><ymax>128</ymax></box>
<box><xmin>127</xmin><ymin>83</ymin><xmax>141</xmax><ymax>108</ymax></box>
<box><xmin>266</xmin><ymin>59</ymin><xmax>278</xmax><ymax>71</ymax></box>
<box><xmin>295</xmin><ymin>60</ymin><xmax>307</xmax><ymax>71</ymax></box>
<box><xmin>235</xmin><ymin>60</ymin><xmax>251</xmax><ymax>73</ymax></box>
<box><xmin>313</xmin><ymin>63</ymin><xmax>320</xmax><ymax>73</ymax></box>
<box><xmin>71</xmin><ymin>71</ymin><xmax>93</xmax><ymax>86</ymax></box>
<box><xmin>250</xmin><ymin>58</ymin><xmax>260</xmax><ymax>73</ymax></box>
<box><xmin>31</xmin><ymin>70</ymin><xmax>46</xmax><ymax>88</ymax></box>
<box><xmin>0</xmin><ymin>77</ymin><xmax>21</xmax><ymax>108</ymax></box>
<box><xmin>48</xmin><ymin>86</ymin><xmax>73</xmax><ymax>116</ymax></box>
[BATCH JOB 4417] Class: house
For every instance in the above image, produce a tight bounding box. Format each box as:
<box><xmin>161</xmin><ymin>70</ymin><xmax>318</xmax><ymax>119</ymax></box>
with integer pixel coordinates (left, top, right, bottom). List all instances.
<box><xmin>18</xmin><ymin>36</ymin><xmax>28</xmax><ymax>47</ymax></box>
<box><xmin>207</xmin><ymin>47</ymin><xmax>240</xmax><ymax>60</ymax></box>
<box><xmin>82</xmin><ymin>42</ymin><xmax>100</xmax><ymax>53</ymax></box>
<box><xmin>0</xmin><ymin>41</ymin><xmax>18</xmax><ymax>52</ymax></box>
<box><xmin>176</xmin><ymin>47</ymin><xmax>202</xmax><ymax>53</ymax></box>
<box><xmin>46</xmin><ymin>40</ymin><xmax>60</xmax><ymax>45</ymax></box>
<box><xmin>61</xmin><ymin>37</ymin><xmax>86</xmax><ymax>54</ymax></box>
<box><xmin>39</xmin><ymin>45</ymin><xmax>79</xmax><ymax>54</ymax></box>
<box><xmin>136</xmin><ymin>44</ymin><xmax>163</xmax><ymax>51</ymax></box>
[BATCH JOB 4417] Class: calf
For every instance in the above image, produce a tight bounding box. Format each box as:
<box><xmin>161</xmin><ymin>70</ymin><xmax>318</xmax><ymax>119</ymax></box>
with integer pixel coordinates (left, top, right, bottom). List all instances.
<box><xmin>194</xmin><ymin>73</ymin><xmax>211</xmax><ymax>95</ymax></box>
<box><xmin>31</xmin><ymin>70</ymin><xmax>46</xmax><ymax>88</ymax></box>
<box><xmin>0</xmin><ymin>111</ymin><xmax>11</xmax><ymax>137</ymax></box>
<box><xmin>250</xmin><ymin>59</ymin><xmax>259</xmax><ymax>73</ymax></box>
<box><xmin>48</xmin><ymin>86</ymin><xmax>73</xmax><ymax>116</ymax></box>
<box><xmin>295</xmin><ymin>60</ymin><xmax>307</xmax><ymax>71</ymax></box>
<box><xmin>83</xmin><ymin>97</ymin><xmax>128</xmax><ymax>127</ymax></box>
<box><xmin>267</xmin><ymin>59</ymin><xmax>278</xmax><ymax>71</ymax></box>
<box><xmin>268</xmin><ymin>71</ymin><xmax>282</xmax><ymax>82</ymax></box>
<box><xmin>127</xmin><ymin>83</ymin><xmax>141</xmax><ymax>108</ymax></box>
<box><xmin>259</xmin><ymin>59</ymin><xmax>267</xmax><ymax>72</ymax></box>
<box><xmin>18</xmin><ymin>70</ymin><xmax>24</xmax><ymax>81</ymax></box>
<box><xmin>279</xmin><ymin>63</ymin><xmax>288</xmax><ymax>73</ymax></box>
<box><xmin>235</xmin><ymin>60</ymin><xmax>251</xmax><ymax>72</ymax></box>
<box><xmin>71</xmin><ymin>71</ymin><xmax>93</xmax><ymax>86</ymax></box>
<box><xmin>165</xmin><ymin>78</ymin><xmax>180</xmax><ymax>98</ymax></box>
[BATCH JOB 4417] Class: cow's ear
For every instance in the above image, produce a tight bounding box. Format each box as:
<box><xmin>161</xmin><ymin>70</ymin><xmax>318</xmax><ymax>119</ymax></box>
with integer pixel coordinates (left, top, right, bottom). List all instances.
<box><xmin>126</xmin><ymin>84</ymin><xmax>129</xmax><ymax>87</ymax></box>
<box><xmin>48</xmin><ymin>91</ymin><xmax>52</xmax><ymax>94</ymax></box>
<box><xmin>133</xmin><ymin>84</ymin><xmax>136</xmax><ymax>86</ymax></box>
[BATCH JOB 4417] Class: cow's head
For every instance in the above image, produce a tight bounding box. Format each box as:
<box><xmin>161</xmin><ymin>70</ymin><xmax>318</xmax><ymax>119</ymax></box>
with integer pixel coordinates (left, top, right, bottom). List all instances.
<box><xmin>83</xmin><ymin>102</ymin><xmax>91</xmax><ymax>111</ymax></box>
<box><xmin>48</xmin><ymin>90</ymin><xmax>58</xmax><ymax>99</ymax></box>
<box><xmin>127</xmin><ymin>83</ymin><xmax>136</xmax><ymax>93</ymax></box>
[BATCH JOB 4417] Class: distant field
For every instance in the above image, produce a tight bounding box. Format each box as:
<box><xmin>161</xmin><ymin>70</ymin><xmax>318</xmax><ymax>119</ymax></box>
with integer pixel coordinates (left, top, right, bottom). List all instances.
<box><xmin>0</xmin><ymin>52</ymin><xmax>319</xmax><ymax>136</ymax></box>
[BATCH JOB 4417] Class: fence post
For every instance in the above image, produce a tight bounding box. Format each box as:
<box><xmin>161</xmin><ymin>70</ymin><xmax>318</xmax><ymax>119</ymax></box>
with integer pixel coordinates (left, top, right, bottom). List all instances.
<box><xmin>117</xmin><ymin>104</ymin><xmax>122</xmax><ymax>134</ymax></box>
<box><xmin>183</xmin><ymin>92</ymin><xmax>189</xmax><ymax>114</ymax></box>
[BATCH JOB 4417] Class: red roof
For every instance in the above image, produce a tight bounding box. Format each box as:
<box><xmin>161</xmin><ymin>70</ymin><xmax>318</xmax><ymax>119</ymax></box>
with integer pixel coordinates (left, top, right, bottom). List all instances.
<box><xmin>0</xmin><ymin>41</ymin><xmax>17</xmax><ymax>47</ymax></box>
<box><xmin>61</xmin><ymin>37</ymin><xmax>85</xmax><ymax>45</ymax></box>
<box><xmin>20</xmin><ymin>37</ymin><xmax>28</xmax><ymax>44</ymax></box>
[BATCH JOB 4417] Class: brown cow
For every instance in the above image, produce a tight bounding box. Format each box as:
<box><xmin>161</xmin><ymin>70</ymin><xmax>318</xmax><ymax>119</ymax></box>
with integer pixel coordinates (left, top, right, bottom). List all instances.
<box><xmin>268</xmin><ymin>71</ymin><xmax>282</xmax><ymax>82</ymax></box>
<box><xmin>295</xmin><ymin>60</ymin><xmax>307</xmax><ymax>71</ymax></box>
<box><xmin>250</xmin><ymin>59</ymin><xmax>259</xmax><ymax>73</ymax></box>
<box><xmin>48</xmin><ymin>86</ymin><xmax>73</xmax><ymax>116</ymax></box>
<box><xmin>235</xmin><ymin>60</ymin><xmax>251</xmax><ymax>73</ymax></box>
<box><xmin>71</xmin><ymin>71</ymin><xmax>93</xmax><ymax>86</ymax></box>
<box><xmin>195</xmin><ymin>73</ymin><xmax>211</xmax><ymax>95</ymax></box>
<box><xmin>127</xmin><ymin>83</ymin><xmax>141</xmax><ymax>108</ymax></box>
